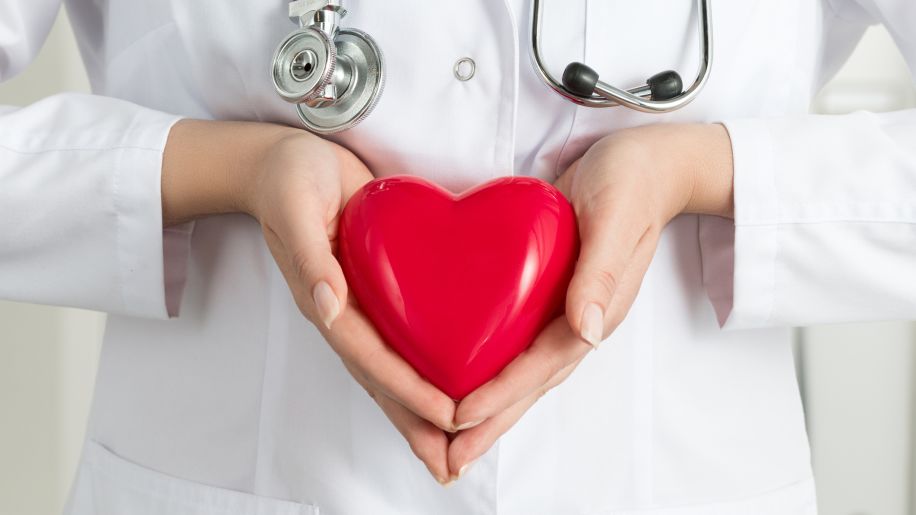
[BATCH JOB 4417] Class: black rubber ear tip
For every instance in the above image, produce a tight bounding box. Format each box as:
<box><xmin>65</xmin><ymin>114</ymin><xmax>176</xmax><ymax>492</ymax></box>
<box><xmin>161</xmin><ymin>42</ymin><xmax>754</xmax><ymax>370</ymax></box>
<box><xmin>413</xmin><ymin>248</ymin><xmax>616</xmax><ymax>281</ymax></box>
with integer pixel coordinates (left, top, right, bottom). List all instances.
<box><xmin>562</xmin><ymin>62</ymin><xmax>599</xmax><ymax>98</ymax></box>
<box><xmin>647</xmin><ymin>70</ymin><xmax>683</xmax><ymax>101</ymax></box>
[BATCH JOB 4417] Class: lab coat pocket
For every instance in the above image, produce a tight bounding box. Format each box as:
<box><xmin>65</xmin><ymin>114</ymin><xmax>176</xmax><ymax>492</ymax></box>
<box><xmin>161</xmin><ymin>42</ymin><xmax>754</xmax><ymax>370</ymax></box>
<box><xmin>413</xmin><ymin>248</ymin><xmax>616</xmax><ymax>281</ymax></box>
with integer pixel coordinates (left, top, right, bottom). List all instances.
<box><xmin>65</xmin><ymin>440</ymin><xmax>319</xmax><ymax>515</ymax></box>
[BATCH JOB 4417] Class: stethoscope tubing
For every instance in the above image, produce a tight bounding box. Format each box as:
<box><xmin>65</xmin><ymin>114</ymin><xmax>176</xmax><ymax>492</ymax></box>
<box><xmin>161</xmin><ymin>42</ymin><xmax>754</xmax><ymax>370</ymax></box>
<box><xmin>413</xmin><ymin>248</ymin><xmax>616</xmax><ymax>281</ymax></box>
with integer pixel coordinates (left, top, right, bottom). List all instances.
<box><xmin>528</xmin><ymin>0</ymin><xmax>713</xmax><ymax>113</ymax></box>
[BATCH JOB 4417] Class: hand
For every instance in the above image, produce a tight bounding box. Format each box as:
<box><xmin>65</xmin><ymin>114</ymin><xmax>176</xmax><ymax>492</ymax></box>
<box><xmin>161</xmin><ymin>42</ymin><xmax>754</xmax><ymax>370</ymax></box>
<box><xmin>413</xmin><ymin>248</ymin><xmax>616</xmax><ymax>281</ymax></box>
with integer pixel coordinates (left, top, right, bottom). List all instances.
<box><xmin>162</xmin><ymin>121</ymin><xmax>458</xmax><ymax>484</ymax></box>
<box><xmin>249</xmin><ymin>133</ymin><xmax>462</xmax><ymax>484</ymax></box>
<box><xmin>447</xmin><ymin>123</ymin><xmax>734</xmax><ymax>480</ymax></box>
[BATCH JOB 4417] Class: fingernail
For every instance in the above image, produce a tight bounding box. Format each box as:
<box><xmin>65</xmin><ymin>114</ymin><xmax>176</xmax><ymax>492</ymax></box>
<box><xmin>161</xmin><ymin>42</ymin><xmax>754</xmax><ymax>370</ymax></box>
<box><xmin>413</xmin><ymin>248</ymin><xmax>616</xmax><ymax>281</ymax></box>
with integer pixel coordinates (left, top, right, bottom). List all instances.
<box><xmin>428</xmin><ymin>466</ymin><xmax>452</xmax><ymax>487</ymax></box>
<box><xmin>457</xmin><ymin>458</ymin><xmax>479</xmax><ymax>479</ymax></box>
<box><xmin>580</xmin><ymin>303</ymin><xmax>604</xmax><ymax>349</ymax></box>
<box><xmin>312</xmin><ymin>281</ymin><xmax>340</xmax><ymax>330</ymax></box>
<box><xmin>454</xmin><ymin>419</ymin><xmax>483</xmax><ymax>431</ymax></box>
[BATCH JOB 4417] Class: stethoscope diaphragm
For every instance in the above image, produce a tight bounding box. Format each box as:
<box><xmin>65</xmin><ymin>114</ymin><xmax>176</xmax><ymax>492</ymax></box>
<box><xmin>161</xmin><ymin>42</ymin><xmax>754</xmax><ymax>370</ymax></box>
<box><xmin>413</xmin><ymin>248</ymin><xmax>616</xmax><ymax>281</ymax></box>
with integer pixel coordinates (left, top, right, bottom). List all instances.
<box><xmin>271</xmin><ymin>1</ymin><xmax>385</xmax><ymax>134</ymax></box>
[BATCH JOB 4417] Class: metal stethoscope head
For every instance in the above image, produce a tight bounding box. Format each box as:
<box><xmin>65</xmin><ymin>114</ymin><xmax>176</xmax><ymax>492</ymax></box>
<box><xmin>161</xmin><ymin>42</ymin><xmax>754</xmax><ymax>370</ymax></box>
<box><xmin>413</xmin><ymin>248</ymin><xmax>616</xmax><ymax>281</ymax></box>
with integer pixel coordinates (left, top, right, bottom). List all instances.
<box><xmin>530</xmin><ymin>0</ymin><xmax>713</xmax><ymax>113</ymax></box>
<box><xmin>271</xmin><ymin>0</ymin><xmax>385</xmax><ymax>134</ymax></box>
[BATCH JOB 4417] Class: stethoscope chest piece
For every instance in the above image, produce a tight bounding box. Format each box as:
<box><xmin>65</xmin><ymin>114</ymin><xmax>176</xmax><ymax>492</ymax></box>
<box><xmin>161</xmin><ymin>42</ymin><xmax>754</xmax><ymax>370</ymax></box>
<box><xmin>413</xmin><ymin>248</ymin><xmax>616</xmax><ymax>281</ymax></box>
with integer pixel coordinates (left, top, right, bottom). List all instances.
<box><xmin>272</xmin><ymin>1</ymin><xmax>385</xmax><ymax>134</ymax></box>
<box><xmin>272</xmin><ymin>27</ymin><xmax>337</xmax><ymax>104</ymax></box>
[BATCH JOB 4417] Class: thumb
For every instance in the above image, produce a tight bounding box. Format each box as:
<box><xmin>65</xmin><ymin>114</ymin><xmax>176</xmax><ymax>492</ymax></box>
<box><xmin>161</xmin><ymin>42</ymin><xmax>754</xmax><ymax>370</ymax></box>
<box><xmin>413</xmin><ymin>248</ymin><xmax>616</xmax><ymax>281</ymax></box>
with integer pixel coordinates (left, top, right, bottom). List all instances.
<box><xmin>278</xmin><ymin>204</ymin><xmax>349</xmax><ymax>331</ymax></box>
<box><xmin>565</xmin><ymin>204</ymin><xmax>643</xmax><ymax>349</ymax></box>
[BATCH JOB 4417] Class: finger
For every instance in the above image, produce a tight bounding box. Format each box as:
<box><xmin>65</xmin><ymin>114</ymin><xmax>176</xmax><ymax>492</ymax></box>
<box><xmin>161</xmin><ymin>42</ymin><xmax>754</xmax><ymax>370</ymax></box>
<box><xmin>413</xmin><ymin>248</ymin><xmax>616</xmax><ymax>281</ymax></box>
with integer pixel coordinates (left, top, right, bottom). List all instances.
<box><xmin>270</xmin><ymin>227</ymin><xmax>456</xmax><ymax>430</ymax></box>
<box><xmin>566</xmin><ymin>191</ymin><xmax>652</xmax><ymax>348</ymax></box>
<box><xmin>377</xmin><ymin>393</ymin><xmax>452</xmax><ymax>485</ymax></box>
<box><xmin>265</xmin><ymin>228</ymin><xmax>347</xmax><ymax>332</ymax></box>
<box><xmin>448</xmin><ymin>355</ymin><xmax>585</xmax><ymax>479</ymax></box>
<box><xmin>328</xmin><ymin>306</ymin><xmax>457</xmax><ymax>431</ymax></box>
<box><xmin>453</xmin><ymin>217</ymin><xmax>660</xmax><ymax>430</ymax></box>
<box><xmin>552</xmin><ymin>158</ymin><xmax>579</xmax><ymax>198</ymax></box>
<box><xmin>334</xmin><ymin>149</ymin><xmax>375</xmax><ymax>200</ymax></box>
<box><xmin>600</xmin><ymin>227</ymin><xmax>660</xmax><ymax>332</ymax></box>
<box><xmin>344</xmin><ymin>363</ymin><xmax>451</xmax><ymax>485</ymax></box>
<box><xmin>454</xmin><ymin>317</ymin><xmax>590</xmax><ymax>428</ymax></box>
<box><xmin>263</xmin><ymin>161</ymin><xmax>347</xmax><ymax>328</ymax></box>
<box><xmin>273</xmin><ymin>148</ymin><xmax>374</xmax><ymax>330</ymax></box>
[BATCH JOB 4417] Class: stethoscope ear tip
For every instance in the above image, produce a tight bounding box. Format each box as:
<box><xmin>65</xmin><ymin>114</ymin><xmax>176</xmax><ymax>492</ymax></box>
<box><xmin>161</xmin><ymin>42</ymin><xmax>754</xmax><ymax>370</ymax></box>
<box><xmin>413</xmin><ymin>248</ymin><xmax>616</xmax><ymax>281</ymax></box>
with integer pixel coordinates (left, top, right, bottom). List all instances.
<box><xmin>647</xmin><ymin>70</ymin><xmax>684</xmax><ymax>101</ymax></box>
<box><xmin>561</xmin><ymin>62</ymin><xmax>600</xmax><ymax>98</ymax></box>
<box><xmin>562</xmin><ymin>62</ymin><xmax>685</xmax><ymax>103</ymax></box>
<box><xmin>533</xmin><ymin>0</ymin><xmax>710</xmax><ymax>111</ymax></box>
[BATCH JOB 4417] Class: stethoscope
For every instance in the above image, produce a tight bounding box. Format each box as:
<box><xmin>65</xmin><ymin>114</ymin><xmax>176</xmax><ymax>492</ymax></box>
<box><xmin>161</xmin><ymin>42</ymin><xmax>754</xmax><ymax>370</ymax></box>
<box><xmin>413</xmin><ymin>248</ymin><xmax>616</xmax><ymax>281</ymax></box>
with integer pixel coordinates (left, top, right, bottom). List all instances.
<box><xmin>271</xmin><ymin>0</ymin><xmax>713</xmax><ymax>134</ymax></box>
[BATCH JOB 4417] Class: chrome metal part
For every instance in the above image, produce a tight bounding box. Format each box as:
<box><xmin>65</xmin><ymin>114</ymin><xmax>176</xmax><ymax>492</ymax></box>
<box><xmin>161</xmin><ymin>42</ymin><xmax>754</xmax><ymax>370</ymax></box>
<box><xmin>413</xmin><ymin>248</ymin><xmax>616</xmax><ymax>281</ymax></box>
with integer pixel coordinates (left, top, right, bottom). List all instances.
<box><xmin>529</xmin><ymin>0</ymin><xmax>713</xmax><ymax>112</ymax></box>
<box><xmin>272</xmin><ymin>27</ymin><xmax>336</xmax><ymax>104</ymax></box>
<box><xmin>453</xmin><ymin>57</ymin><xmax>477</xmax><ymax>81</ymax></box>
<box><xmin>296</xmin><ymin>28</ymin><xmax>385</xmax><ymax>134</ymax></box>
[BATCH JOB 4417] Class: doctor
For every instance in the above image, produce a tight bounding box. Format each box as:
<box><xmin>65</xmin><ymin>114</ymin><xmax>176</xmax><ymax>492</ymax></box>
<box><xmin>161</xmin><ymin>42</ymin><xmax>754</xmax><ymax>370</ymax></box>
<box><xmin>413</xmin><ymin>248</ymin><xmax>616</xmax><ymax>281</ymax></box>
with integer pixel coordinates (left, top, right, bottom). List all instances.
<box><xmin>2</xmin><ymin>0</ymin><xmax>915</xmax><ymax>514</ymax></box>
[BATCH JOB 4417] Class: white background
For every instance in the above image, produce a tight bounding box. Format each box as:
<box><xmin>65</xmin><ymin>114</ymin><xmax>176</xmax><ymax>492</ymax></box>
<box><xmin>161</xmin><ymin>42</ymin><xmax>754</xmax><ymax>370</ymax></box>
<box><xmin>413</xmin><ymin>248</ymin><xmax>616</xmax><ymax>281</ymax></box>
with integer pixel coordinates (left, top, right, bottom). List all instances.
<box><xmin>0</xmin><ymin>8</ymin><xmax>914</xmax><ymax>515</ymax></box>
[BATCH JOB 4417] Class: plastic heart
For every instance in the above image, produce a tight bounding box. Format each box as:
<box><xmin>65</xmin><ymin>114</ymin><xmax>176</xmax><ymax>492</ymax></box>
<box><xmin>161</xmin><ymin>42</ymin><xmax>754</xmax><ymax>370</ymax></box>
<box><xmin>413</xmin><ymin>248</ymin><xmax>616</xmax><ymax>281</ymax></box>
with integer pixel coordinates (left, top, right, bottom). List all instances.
<box><xmin>338</xmin><ymin>176</ymin><xmax>579</xmax><ymax>400</ymax></box>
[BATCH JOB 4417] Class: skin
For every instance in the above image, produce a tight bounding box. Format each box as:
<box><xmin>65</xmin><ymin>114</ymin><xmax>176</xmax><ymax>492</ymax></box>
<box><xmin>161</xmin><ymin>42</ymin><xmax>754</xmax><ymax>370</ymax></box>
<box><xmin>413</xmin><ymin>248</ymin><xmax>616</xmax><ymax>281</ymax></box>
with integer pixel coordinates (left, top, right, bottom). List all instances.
<box><xmin>161</xmin><ymin>120</ymin><xmax>734</xmax><ymax>485</ymax></box>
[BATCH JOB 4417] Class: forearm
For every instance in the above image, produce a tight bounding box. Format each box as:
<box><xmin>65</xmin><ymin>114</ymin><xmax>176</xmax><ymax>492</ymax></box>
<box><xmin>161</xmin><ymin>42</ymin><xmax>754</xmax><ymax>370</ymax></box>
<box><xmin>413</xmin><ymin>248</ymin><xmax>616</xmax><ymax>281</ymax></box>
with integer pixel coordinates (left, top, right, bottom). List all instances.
<box><xmin>161</xmin><ymin>119</ymin><xmax>300</xmax><ymax>226</ymax></box>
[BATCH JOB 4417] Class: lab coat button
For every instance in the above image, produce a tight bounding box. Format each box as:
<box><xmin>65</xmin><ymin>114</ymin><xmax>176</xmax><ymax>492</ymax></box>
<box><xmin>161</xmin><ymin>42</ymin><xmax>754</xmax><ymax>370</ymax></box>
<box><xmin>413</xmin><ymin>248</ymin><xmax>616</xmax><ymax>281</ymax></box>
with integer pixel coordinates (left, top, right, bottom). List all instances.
<box><xmin>454</xmin><ymin>57</ymin><xmax>476</xmax><ymax>81</ymax></box>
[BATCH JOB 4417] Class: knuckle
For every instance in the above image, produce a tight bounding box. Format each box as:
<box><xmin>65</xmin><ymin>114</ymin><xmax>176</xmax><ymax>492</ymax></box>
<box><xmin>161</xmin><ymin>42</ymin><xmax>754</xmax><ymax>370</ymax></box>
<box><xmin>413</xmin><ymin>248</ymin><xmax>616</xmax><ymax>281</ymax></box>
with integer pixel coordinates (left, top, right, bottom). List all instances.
<box><xmin>606</xmin><ymin>309</ymin><xmax>627</xmax><ymax>334</ymax></box>
<box><xmin>406</xmin><ymin>437</ymin><xmax>425</xmax><ymax>459</ymax></box>
<box><xmin>355</xmin><ymin>345</ymin><xmax>388</xmax><ymax>380</ymax></box>
<box><xmin>301</xmin><ymin>313</ymin><xmax>319</xmax><ymax>326</ymax></box>
<box><xmin>490</xmin><ymin>363</ymin><xmax>532</xmax><ymax>399</ymax></box>
<box><xmin>458</xmin><ymin>430</ymin><xmax>485</xmax><ymax>456</ymax></box>
<box><xmin>290</xmin><ymin>247</ymin><xmax>318</xmax><ymax>282</ymax></box>
<box><xmin>352</xmin><ymin>339</ymin><xmax>378</xmax><ymax>363</ymax></box>
<box><xmin>585</xmin><ymin>266</ymin><xmax>619</xmax><ymax>300</ymax></box>
<box><xmin>577</xmin><ymin>184</ymin><xmax>615</xmax><ymax>217</ymax></box>
<box><xmin>410</xmin><ymin>389</ymin><xmax>453</xmax><ymax>430</ymax></box>
<box><xmin>487</xmin><ymin>355</ymin><xmax>554</xmax><ymax>409</ymax></box>
<box><xmin>595</xmin><ymin>267</ymin><xmax>619</xmax><ymax>295</ymax></box>
<box><xmin>419</xmin><ymin>391</ymin><xmax>450</xmax><ymax>425</ymax></box>
<box><xmin>537</xmin><ymin>351</ymin><xmax>565</xmax><ymax>382</ymax></box>
<box><xmin>537</xmin><ymin>384</ymin><xmax>552</xmax><ymax>400</ymax></box>
<box><xmin>406</xmin><ymin>428</ymin><xmax>438</xmax><ymax>460</ymax></box>
<box><xmin>529</xmin><ymin>347</ymin><xmax>561</xmax><ymax>383</ymax></box>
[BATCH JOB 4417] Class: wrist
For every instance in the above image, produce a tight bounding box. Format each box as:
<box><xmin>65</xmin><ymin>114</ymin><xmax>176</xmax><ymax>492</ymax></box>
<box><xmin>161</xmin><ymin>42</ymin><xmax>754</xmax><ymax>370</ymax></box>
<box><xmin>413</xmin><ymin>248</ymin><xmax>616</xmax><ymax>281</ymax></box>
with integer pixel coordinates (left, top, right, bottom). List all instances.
<box><xmin>232</xmin><ymin>127</ymin><xmax>306</xmax><ymax>219</ymax></box>
<box><xmin>616</xmin><ymin>123</ymin><xmax>733</xmax><ymax>219</ymax></box>
<box><xmin>679</xmin><ymin>123</ymin><xmax>734</xmax><ymax>218</ymax></box>
<box><xmin>161</xmin><ymin>119</ymin><xmax>301</xmax><ymax>226</ymax></box>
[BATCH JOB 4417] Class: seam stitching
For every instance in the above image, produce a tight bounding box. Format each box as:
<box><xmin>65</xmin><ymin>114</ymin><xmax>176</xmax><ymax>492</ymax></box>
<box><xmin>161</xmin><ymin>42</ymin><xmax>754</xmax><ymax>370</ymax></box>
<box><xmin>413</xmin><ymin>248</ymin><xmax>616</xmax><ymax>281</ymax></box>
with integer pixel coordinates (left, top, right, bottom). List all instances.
<box><xmin>113</xmin><ymin>151</ymin><xmax>126</xmax><ymax>312</ymax></box>
<box><xmin>591</xmin><ymin>476</ymin><xmax>814</xmax><ymax>514</ymax></box>
<box><xmin>251</xmin><ymin>256</ymin><xmax>282</xmax><ymax>509</ymax></box>
<box><xmin>0</xmin><ymin>144</ymin><xmax>163</xmax><ymax>155</ymax></box>
<box><xmin>83</xmin><ymin>448</ymin><xmax>315</xmax><ymax>514</ymax></box>
<box><xmin>551</xmin><ymin>0</ymin><xmax>588</xmax><ymax>178</ymax></box>
<box><xmin>737</xmin><ymin>219</ymin><xmax>916</xmax><ymax>227</ymax></box>
<box><xmin>763</xmin><ymin>125</ymin><xmax>780</xmax><ymax>326</ymax></box>
<box><xmin>105</xmin><ymin>22</ymin><xmax>176</xmax><ymax>67</ymax></box>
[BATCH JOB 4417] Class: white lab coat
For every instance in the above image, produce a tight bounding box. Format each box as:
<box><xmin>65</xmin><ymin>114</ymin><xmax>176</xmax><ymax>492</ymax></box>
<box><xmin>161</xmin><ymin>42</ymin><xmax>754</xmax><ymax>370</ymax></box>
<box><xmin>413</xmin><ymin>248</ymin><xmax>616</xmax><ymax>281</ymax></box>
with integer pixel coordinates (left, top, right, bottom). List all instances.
<box><xmin>1</xmin><ymin>0</ymin><xmax>915</xmax><ymax>513</ymax></box>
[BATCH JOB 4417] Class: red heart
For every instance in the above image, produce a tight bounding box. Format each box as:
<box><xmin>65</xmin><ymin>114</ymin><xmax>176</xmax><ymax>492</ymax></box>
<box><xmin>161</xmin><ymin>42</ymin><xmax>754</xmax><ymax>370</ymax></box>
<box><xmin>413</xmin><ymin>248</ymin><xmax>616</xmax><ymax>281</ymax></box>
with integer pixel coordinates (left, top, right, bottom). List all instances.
<box><xmin>338</xmin><ymin>176</ymin><xmax>579</xmax><ymax>400</ymax></box>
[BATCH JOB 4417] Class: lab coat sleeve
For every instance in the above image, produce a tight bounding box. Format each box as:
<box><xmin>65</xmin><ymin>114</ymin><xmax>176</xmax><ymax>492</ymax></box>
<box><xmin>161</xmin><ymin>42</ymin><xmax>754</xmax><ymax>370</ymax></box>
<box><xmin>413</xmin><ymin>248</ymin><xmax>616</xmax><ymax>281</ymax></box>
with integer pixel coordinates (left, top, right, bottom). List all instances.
<box><xmin>0</xmin><ymin>1</ymin><xmax>189</xmax><ymax>319</ymax></box>
<box><xmin>699</xmin><ymin>0</ymin><xmax>916</xmax><ymax>329</ymax></box>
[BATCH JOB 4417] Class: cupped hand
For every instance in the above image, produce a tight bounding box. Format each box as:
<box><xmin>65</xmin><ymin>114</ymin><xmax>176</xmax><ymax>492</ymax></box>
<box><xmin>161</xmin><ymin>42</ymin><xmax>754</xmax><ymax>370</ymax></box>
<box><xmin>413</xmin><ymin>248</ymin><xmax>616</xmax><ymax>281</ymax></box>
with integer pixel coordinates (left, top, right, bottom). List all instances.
<box><xmin>245</xmin><ymin>132</ymin><xmax>459</xmax><ymax>484</ymax></box>
<box><xmin>447</xmin><ymin>124</ymin><xmax>734</xmax><ymax>480</ymax></box>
